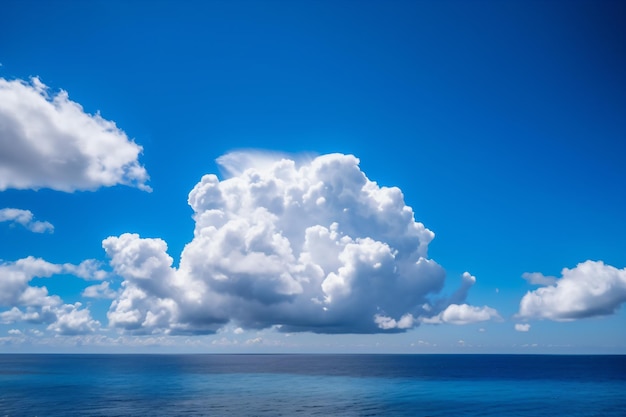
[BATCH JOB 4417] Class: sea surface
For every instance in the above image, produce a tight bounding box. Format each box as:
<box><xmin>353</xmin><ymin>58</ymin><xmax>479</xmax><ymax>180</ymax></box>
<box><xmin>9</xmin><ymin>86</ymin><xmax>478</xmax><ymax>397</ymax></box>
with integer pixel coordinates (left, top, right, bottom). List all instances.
<box><xmin>0</xmin><ymin>354</ymin><xmax>624</xmax><ymax>416</ymax></box>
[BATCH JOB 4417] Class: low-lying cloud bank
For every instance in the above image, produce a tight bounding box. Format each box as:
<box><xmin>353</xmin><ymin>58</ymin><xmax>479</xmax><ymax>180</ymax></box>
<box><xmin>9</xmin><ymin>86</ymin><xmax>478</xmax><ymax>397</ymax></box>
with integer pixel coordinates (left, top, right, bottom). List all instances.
<box><xmin>103</xmin><ymin>152</ymin><xmax>498</xmax><ymax>335</ymax></box>
<box><xmin>0</xmin><ymin>77</ymin><xmax>150</xmax><ymax>192</ymax></box>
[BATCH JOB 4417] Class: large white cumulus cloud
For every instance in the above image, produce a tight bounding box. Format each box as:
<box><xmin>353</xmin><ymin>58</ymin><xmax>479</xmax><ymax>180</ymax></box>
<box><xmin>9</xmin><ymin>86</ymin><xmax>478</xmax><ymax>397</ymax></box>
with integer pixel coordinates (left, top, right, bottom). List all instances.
<box><xmin>0</xmin><ymin>77</ymin><xmax>150</xmax><ymax>192</ymax></box>
<box><xmin>104</xmin><ymin>152</ymin><xmax>497</xmax><ymax>334</ymax></box>
<box><xmin>518</xmin><ymin>260</ymin><xmax>626</xmax><ymax>321</ymax></box>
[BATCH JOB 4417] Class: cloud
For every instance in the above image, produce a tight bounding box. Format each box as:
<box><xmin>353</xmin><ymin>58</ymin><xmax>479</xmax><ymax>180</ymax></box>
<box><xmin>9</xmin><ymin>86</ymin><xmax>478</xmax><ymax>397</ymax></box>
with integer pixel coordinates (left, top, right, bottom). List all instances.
<box><xmin>0</xmin><ymin>77</ymin><xmax>150</xmax><ymax>192</ymax></box>
<box><xmin>64</xmin><ymin>259</ymin><xmax>109</xmax><ymax>281</ymax></box>
<box><xmin>245</xmin><ymin>337</ymin><xmax>263</xmax><ymax>345</ymax></box>
<box><xmin>82</xmin><ymin>281</ymin><xmax>117</xmax><ymax>299</ymax></box>
<box><xmin>215</xmin><ymin>150</ymin><xmax>307</xmax><ymax>178</ymax></box>
<box><xmin>384</xmin><ymin>271</ymin><xmax>500</xmax><ymax>328</ymax></box>
<box><xmin>522</xmin><ymin>272</ymin><xmax>557</xmax><ymax>286</ymax></box>
<box><xmin>0</xmin><ymin>208</ymin><xmax>54</xmax><ymax>233</ymax></box>
<box><xmin>374</xmin><ymin>313</ymin><xmax>416</xmax><ymax>330</ymax></box>
<box><xmin>518</xmin><ymin>260</ymin><xmax>626</xmax><ymax>321</ymax></box>
<box><xmin>0</xmin><ymin>306</ymin><xmax>57</xmax><ymax>324</ymax></box>
<box><xmin>0</xmin><ymin>256</ymin><xmax>103</xmax><ymax>334</ymax></box>
<box><xmin>1</xmin><ymin>302</ymin><xmax>100</xmax><ymax>335</ymax></box>
<box><xmin>421</xmin><ymin>304</ymin><xmax>500</xmax><ymax>325</ymax></box>
<box><xmin>515</xmin><ymin>323</ymin><xmax>531</xmax><ymax>332</ymax></box>
<box><xmin>102</xmin><ymin>233</ymin><xmax>182</xmax><ymax>334</ymax></box>
<box><xmin>103</xmin><ymin>152</ymin><xmax>495</xmax><ymax>335</ymax></box>
<box><xmin>445</xmin><ymin>271</ymin><xmax>477</xmax><ymax>306</ymax></box>
<box><xmin>46</xmin><ymin>303</ymin><xmax>100</xmax><ymax>335</ymax></box>
<box><xmin>0</xmin><ymin>256</ymin><xmax>109</xmax><ymax>308</ymax></box>
<box><xmin>0</xmin><ymin>256</ymin><xmax>63</xmax><ymax>308</ymax></box>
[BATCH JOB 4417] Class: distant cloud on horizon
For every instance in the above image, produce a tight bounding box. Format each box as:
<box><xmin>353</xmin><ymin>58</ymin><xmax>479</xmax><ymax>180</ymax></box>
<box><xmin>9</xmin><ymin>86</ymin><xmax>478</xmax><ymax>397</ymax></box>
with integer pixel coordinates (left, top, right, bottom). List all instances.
<box><xmin>421</xmin><ymin>304</ymin><xmax>501</xmax><ymax>326</ymax></box>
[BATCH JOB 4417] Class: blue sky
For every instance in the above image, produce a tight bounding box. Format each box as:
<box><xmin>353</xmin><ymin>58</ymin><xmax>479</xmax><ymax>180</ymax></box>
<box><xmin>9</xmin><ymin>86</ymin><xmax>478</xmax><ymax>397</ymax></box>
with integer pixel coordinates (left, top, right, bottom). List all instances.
<box><xmin>0</xmin><ymin>0</ymin><xmax>624</xmax><ymax>353</ymax></box>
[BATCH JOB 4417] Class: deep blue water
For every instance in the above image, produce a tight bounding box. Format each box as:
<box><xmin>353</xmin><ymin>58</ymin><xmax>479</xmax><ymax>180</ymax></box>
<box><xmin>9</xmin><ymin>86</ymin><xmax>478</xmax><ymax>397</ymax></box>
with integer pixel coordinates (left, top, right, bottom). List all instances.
<box><xmin>0</xmin><ymin>354</ymin><xmax>624</xmax><ymax>416</ymax></box>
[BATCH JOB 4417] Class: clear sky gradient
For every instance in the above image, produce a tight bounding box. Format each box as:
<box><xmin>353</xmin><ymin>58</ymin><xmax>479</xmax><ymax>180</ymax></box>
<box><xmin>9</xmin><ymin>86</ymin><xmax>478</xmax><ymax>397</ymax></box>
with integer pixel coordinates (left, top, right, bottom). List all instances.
<box><xmin>0</xmin><ymin>0</ymin><xmax>624</xmax><ymax>353</ymax></box>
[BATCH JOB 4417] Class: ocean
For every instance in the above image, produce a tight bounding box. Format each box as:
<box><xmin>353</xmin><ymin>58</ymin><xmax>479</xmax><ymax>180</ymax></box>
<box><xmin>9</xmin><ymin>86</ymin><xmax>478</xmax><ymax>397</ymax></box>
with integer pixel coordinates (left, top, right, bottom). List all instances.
<box><xmin>0</xmin><ymin>354</ymin><xmax>624</xmax><ymax>416</ymax></box>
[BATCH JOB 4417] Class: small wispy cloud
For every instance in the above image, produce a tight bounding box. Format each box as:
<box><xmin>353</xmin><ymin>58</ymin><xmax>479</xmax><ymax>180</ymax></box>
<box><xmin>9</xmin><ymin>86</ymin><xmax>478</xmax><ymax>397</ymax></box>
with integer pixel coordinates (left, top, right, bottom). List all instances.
<box><xmin>522</xmin><ymin>272</ymin><xmax>557</xmax><ymax>286</ymax></box>
<box><xmin>0</xmin><ymin>208</ymin><xmax>54</xmax><ymax>233</ymax></box>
